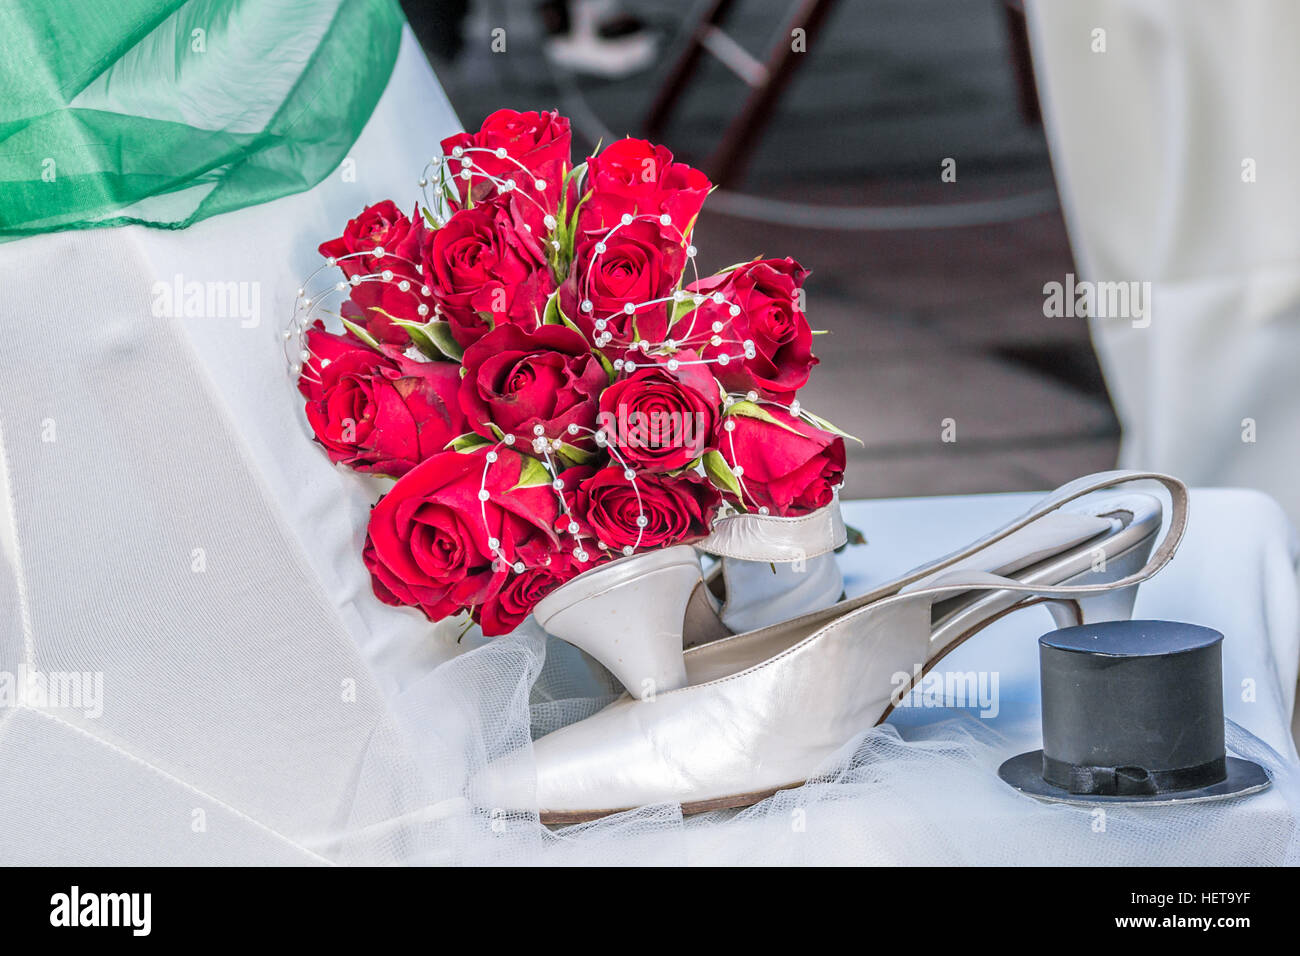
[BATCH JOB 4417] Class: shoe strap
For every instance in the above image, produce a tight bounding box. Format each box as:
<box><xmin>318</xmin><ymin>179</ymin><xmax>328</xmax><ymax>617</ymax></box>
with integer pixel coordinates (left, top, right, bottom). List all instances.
<box><xmin>901</xmin><ymin>471</ymin><xmax>1188</xmax><ymax>601</ymax></box>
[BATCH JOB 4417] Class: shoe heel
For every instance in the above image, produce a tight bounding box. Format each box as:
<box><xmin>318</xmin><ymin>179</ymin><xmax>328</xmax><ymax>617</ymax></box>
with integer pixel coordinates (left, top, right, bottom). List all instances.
<box><xmin>1045</xmin><ymin>533</ymin><xmax>1155</xmax><ymax>628</ymax></box>
<box><xmin>533</xmin><ymin>545</ymin><xmax>700</xmax><ymax>697</ymax></box>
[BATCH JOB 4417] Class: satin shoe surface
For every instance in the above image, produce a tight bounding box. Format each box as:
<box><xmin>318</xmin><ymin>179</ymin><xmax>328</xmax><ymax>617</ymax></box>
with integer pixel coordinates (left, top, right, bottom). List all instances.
<box><xmin>479</xmin><ymin>471</ymin><xmax>1189</xmax><ymax>822</ymax></box>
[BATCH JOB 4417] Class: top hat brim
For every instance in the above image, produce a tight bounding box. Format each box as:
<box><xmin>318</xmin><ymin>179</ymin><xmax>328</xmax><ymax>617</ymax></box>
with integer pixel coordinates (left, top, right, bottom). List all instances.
<box><xmin>998</xmin><ymin>750</ymin><xmax>1271</xmax><ymax>806</ymax></box>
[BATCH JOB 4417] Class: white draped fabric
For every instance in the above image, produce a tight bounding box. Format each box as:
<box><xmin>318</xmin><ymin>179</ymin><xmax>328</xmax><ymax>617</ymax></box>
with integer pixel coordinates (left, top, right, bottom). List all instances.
<box><xmin>1</xmin><ymin>28</ymin><xmax>1297</xmax><ymax>865</ymax></box>
<box><xmin>1026</xmin><ymin>0</ymin><xmax>1300</xmax><ymax>526</ymax></box>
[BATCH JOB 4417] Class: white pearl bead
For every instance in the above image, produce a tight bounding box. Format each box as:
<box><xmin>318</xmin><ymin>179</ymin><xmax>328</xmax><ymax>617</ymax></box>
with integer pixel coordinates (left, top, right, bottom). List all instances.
<box><xmin>622</xmin><ymin>302</ymin><xmax>634</xmax><ymax>314</ymax></box>
<box><xmin>732</xmin><ymin>466</ymin><xmax>744</xmax><ymax>477</ymax></box>
<box><xmin>373</xmin><ymin>247</ymin><xmax>385</xmax><ymax>258</ymax></box>
<box><xmin>417</xmin><ymin>304</ymin><xmax>429</xmax><ymax>316</ymax></box>
<box><xmin>381</xmin><ymin>270</ymin><xmax>393</xmax><ymax>281</ymax></box>
<box><xmin>567</xmin><ymin>423</ymin><xmax>580</xmax><ymax>435</ymax></box>
<box><xmin>659</xmin><ymin>213</ymin><xmax>671</xmax><ymax>226</ymax></box>
<box><xmin>421</xmin><ymin>286</ymin><xmax>432</xmax><ymax>297</ymax></box>
<box><xmin>488</xmin><ymin>536</ymin><xmax>500</xmax><ymax>549</ymax></box>
<box><xmin>620</xmin><ymin>214</ymin><xmax>633</xmax><ymax>225</ymax></box>
<box><xmin>623</xmin><ymin>469</ymin><xmax>635</xmax><ymax>480</ymax></box>
<box><xmin>533</xmin><ymin>424</ymin><xmax>545</xmax><ymax>436</ymax></box>
<box><xmin>667</xmin><ymin>359</ymin><xmax>679</xmax><ymax>371</ymax></box>
<box><xmin>567</xmin><ymin>522</ymin><xmax>580</xmax><ymax>534</ymax></box>
<box><xmin>513</xmin><ymin>561</ymin><xmax>526</xmax><ymax>573</ymax></box>
<box><xmin>503</xmin><ymin>434</ymin><xmax>515</xmax><ymax>445</ymax></box>
<box><xmin>535</xmin><ymin>179</ymin><xmax>547</xmax><ymax>191</ymax></box>
<box><xmin>622</xmin><ymin>545</ymin><xmax>634</xmax><ymax>556</ymax></box>
<box><xmin>718</xmin><ymin>353</ymin><xmax>730</xmax><ymax>365</ymax></box>
<box><xmin>581</xmin><ymin>300</ymin><xmax>593</xmax><ymax>312</ymax></box>
<box><xmin>486</xmin><ymin>451</ymin><xmax>498</xmax><ymax>463</ymax></box>
<box><xmin>495</xmin><ymin>147</ymin><xmax>507</xmax><ymax>159</ymax></box>
<box><xmin>636</xmin><ymin>515</ymin><xmax>648</xmax><ymax>527</ymax></box>
<box><xmin>594</xmin><ymin>242</ymin><xmax>606</xmax><ymax>254</ymax></box>
<box><xmin>478</xmin><ymin>490</ymin><xmax>490</xmax><ymax>501</ymax></box>
<box><xmin>686</xmin><ymin>245</ymin><xmax>697</xmax><ymax>257</ymax></box>
<box><xmin>724</xmin><ymin>420</ymin><xmax>736</xmax><ymax>432</ymax></box>
<box><xmin>398</xmin><ymin>280</ymin><xmax>410</xmax><ymax>291</ymax></box>
<box><xmin>544</xmin><ymin>215</ymin><xmax>556</xmax><ymax>229</ymax></box>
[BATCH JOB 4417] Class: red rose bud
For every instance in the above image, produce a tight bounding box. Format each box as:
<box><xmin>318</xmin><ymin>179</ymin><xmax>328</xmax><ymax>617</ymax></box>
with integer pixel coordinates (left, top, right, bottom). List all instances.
<box><xmin>440</xmin><ymin>109</ymin><xmax>572</xmax><ymax>209</ymax></box>
<box><xmin>298</xmin><ymin>323</ymin><xmax>466</xmax><ymax>478</ymax></box>
<box><xmin>597</xmin><ymin>354</ymin><xmax>720</xmax><ymax>472</ymax></box>
<box><xmin>715</xmin><ymin>405</ymin><xmax>845</xmax><ymax>516</ymax></box>
<box><xmin>458</xmin><ymin>324</ymin><xmax>608</xmax><ymax>448</ymax></box>
<box><xmin>580</xmin><ymin>138</ymin><xmax>711</xmax><ymax>238</ymax></box>
<box><xmin>475</xmin><ymin>552</ymin><xmax>597</xmax><ymax>636</ymax></box>
<box><xmin>558</xmin><ymin>465</ymin><xmax>721</xmax><ymax>552</ymax></box>
<box><xmin>561</xmin><ymin>218</ymin><xmax>682</xmax><ymax>349</ymax></box>
<box><xmin>318</xmin><ymin>201</ymin><xmax>431</xmax><ymax>345</ymax></box>
<box><xmin>423</xmin><ymin>195</ymin><xmax>555</xmax><ymax>348</ymax></box>
<box><xmin>364</xmin><ymin>448</ymin><xmax>560</xmax><ymax>628</ymax></box>
<box><xmin>685</xmin><ymin>258</ymin><xmax>817</xmax><ymax>402</ymax></box>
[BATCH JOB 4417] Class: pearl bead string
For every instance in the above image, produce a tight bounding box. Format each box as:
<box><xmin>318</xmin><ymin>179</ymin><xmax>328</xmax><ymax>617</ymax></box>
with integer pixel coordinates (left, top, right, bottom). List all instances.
<box><xmin>287</xmin><ymin>141</ymin><xmax>822</xmax><ymax>588</ymax></box>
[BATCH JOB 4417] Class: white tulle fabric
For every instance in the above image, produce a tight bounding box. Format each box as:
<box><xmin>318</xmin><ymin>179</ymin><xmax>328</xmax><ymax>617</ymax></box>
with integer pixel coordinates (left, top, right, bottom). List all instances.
<box><xmin>1</xmin><ymin>28</ymin><xmax>1297</xmax><ymax>865</ymax></box>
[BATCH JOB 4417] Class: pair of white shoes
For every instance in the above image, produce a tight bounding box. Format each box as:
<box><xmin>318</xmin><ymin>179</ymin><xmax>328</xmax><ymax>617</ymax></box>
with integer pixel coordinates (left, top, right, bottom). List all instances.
<box><xmin>477</xmin><ymin>471</ymin><xmax>1189</xmax><ymax>823</ymax></box>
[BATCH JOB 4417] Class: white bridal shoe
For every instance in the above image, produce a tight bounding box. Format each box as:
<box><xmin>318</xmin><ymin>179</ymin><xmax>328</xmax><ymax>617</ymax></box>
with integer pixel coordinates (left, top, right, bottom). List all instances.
<box><xmin>501</xmin><ymin>471</ymin><xmax>1187</xmax><ymax>823</ymax></box>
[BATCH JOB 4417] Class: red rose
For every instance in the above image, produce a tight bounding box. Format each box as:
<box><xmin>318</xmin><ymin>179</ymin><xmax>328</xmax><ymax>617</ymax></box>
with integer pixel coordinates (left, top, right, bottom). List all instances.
<box><xmin>318</xmin><ymin>201</ymin><xmax>431</xmax><ymax>345</ymax></box>
<box><xmin>558</xmin><ymin>465</ymin><xmax>721</xmax><ymax>552</ymax></box>
<box><xmin>297</xmin><ymin>323</ymin><xmax>466</xmax><ymax>477</ymax></box>
<box><xmin>561</xmin><ymin>219</ymin><xmax>681</xmax><ymax>349</ymax></box>
<box><xmin>423</xmin><ymin>196</ymin><xmax>555</xmax><ymax>348</ymax></box>
<box><xmin>596</xmin><ymin>355</ymin><xmax>719</xmax><ymax>472</ymax></box>
<box><xmin>441</xmin><ymin>109</ymin><xmax>571</xmax><ymax>209</ymax></box>
<box><xmin>579</xmin><ymin>138</ymin><xmax>711</xmax><ymax>238</ymax></box>
<box><xmin>715</xmin><ymin>406</ymin><xmax>845</xmax><ymax>515</ymax></box>
<box><xmin>683</xmin><ymin>258</ymin><xmax>817</xmax><ymax>401</ymax></box>
<box><xmin>459</xmin><ymin>324</ymin><xmax>608</xmax><ymax>447</ymax></box>
<box><xmin>476</xmin><ymin>553</ymin><xmax>592</xmax><ymax>636</ymax></box>
<box><xmin>364</xmin><ymin>448</ymin><xmax>560</xmax><ymax>628</ymax></box>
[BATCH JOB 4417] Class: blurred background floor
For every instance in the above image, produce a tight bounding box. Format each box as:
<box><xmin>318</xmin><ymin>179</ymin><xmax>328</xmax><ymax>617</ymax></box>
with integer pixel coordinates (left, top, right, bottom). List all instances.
<box><xmin>404</xmin><ymin>0</ymin><xmax>1120</xmax><ymax>498</ymax></box>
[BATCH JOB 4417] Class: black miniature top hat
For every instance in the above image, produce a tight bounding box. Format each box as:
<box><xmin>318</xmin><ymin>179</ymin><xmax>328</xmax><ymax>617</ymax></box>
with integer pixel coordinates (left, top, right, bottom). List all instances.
<box><xmin>998</xmin><ymin>620</ymin><xmax>1270</xmax><ymax>805</ymax></box>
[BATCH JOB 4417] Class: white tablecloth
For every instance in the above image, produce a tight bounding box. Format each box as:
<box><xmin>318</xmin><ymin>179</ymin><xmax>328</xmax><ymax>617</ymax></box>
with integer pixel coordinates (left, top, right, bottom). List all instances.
<box><xmin>1</xmin><ymin>27</ymin><xmax>1297</xmax><ymax>865</ymax></box>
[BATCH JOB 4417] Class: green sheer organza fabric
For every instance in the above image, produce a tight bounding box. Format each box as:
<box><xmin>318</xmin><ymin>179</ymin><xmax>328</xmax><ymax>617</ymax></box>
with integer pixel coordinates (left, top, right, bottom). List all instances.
<box><xmin>0</xmin><ymin>0</ymin><xmax>402</xmax><ymax>238</ymax></box>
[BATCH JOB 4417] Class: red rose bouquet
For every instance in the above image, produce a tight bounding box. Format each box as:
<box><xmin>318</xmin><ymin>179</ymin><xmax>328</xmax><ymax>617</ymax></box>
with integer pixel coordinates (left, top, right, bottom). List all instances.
<box><xmin>285</xmin><ymin>109</ymin><xmax>852</xmax><ymax>635</ymax></box>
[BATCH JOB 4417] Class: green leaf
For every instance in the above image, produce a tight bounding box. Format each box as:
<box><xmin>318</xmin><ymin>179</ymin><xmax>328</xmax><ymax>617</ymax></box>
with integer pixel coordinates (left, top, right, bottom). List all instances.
<box><xmin>555</xmin><ymin>442</ymin><xmax>597</xmax><ymax>467</ymax></box>
<box><xmin>542</xmin><ymin>292</ymin><xmax>585</xmax><ymax>337</ymax></box>
<box><xmin>339</xmin><ymin>316</ymin><xmax>382</xmax><ymax>352</ymax></box>
<box><xmin>800</xmin><ymin>408</ymin><xmax>862</xmax><ymax>445</ymax></box>
<box><xmin>702</xmin><ymin>450</ymin><xmax>744</xmax><ymax>502</ymax></box>
<box><xmin>668</xmin><ymin>294</ymin><xmax>700</xmax><ymax>330</ymax></box>
<box><xmin>421</xmin><ymin>205</ymin><xmax>439</xmax><ymax>228</ymax></box>
<box><xmin>723</xmin><ymin>400</ymin><xmax>804</xmax><ymax>435</ymax></box>
<box><xmin>843</xmin><ymin>522</ymin><xmax>867</xmax><ymax>547</ymax></box>
<box><xmin>512</xmin><ymin>454</ymin><xmax>554</xmax><ymax>490</ymax></box>
<box><xmin>446</xmin><ymin>432</ymin><xmax>492</xmax><ymax>453</ymax></box>
<box><xmin>388</xmin><ymin>316</ymin><xmax>465</xmax><ymax>362</ymax></box>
